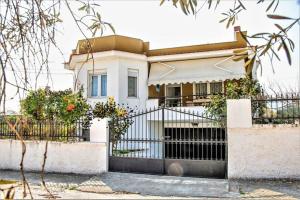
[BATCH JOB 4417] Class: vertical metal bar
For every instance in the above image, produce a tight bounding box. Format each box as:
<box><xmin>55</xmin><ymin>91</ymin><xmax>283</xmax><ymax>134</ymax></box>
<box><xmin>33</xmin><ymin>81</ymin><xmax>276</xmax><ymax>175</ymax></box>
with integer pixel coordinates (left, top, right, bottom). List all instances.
<box><xmin>134</xmin><ymin>112</ymin><xmax>137</xmax><ymax>158</ymax></box>
<box><xmin>149</xmin><ymin>108</ymin><xmax>152</xmax><ymax>158</ymax></box>
<box><xmin>215</xmin><ymin>126</ymin><xmax>218</xmax><ymax>160</ymax></box>
<box><xmin>162</xmin><ymin>106</ymin><xmax>165</xmax><ymax>174</ymax></box>
<box><xmin>179</xmin><ymin>108</ymin><xmax>182</xmax><ymax>159</ymax></box>
<box><xmin>192</xmin><ymin>110</ymin><xmax>195</xmax><ymax>160</ymax></box>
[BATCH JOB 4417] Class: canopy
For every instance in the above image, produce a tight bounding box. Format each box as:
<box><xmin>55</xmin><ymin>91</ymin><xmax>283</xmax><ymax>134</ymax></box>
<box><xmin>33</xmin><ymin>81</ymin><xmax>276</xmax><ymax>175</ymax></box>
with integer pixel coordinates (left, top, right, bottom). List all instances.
<box><xmin>148</xmin><ymin>57</ymin><xmax>245</xmax><ymax>85</ymax></box>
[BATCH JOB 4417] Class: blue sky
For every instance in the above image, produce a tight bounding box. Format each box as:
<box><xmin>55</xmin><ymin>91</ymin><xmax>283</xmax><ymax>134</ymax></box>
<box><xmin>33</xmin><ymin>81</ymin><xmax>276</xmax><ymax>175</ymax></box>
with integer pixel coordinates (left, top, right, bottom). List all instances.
<box><xmin>5</xmin><ymin>0</ymin><xmax>300</xmax><ymax>111</ymax></box>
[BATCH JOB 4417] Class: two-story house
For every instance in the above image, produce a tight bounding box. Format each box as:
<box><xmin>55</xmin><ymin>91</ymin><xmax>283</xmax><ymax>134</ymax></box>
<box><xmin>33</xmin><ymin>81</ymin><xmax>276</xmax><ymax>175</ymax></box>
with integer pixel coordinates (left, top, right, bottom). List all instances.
<box><xmin>65</xmin><ymin>26</ymin><xmax>255</xmax><ymax>111</ymax></box>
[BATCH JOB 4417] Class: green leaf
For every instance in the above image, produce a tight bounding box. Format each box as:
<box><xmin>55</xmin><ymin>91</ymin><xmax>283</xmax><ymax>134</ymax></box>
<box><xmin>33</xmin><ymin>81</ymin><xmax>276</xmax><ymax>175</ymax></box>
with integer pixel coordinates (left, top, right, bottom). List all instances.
<box><xmin>259</xmin><ymin>40</ymin><xmax>272</xmax><ymax>56</ymax></box>
<box><xmin>270</xmin><ymin>47</ymin><xmax>281</xmax><ymax>61</ymax></box>
<box><xmin>237</xmin><ymin>0</ymin><xmax>246</xmax><ymax>10</ymax></box>
<box><xmin>267</xmin><ymin>14</ymin><xmax>293</xmax><ymax>20</ymax></box>
<box><xmin>105</xmin><ymin>22</ymin><xmax>116</xmax><ymax>34</ymax></box>
<box><xmin>266</xmin><ymin>0</ymin><xmax>275</xmax><ymax>12</ymax></box>
<box><xmin>219</xmin><ymin>18</ymin><xmax>227</xmax><ymax>23</ymax></box>
<box><xmin>274</xmin><ymin>23</ymin><xmax>285</xmax><ymax>33</ymax></box>
<box><xmin>179</xmin><ymin>0</ymin><xmax>188</xmax><ymax>15</ymax></box>
<box><xmin>78</xmin><ymin>5</ymin><xmax>86</xmax><ymax>11</ymax></box>
<box><xmin>226</xmin><ymin>17</ymin><xmax>233</xmax><ymax>29</ymax></box>
<box><xmin>280</xmin><ymin>37</ymin><xmax>292</xmax><ymax>65</ymax></box>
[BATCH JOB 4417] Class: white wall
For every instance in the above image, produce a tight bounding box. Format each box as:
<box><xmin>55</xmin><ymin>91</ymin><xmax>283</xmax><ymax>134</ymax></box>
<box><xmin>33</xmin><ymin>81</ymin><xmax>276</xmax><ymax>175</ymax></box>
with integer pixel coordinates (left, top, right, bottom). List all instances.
<box><xmin>0</xmin><ymin>118</ymin><xmax>110</xmax><ymax>175</ymax></box>
<box><xmin>228</xmin><ymin>126</ymin><xmax>300</xmax><ymax>179</ymax></box>
<box><xmin>227</xmin><ymin>99</ymin><xmax>300</xmax><ymax>180</ymax></box>
<box><xmin>74</xmin><ymin>52</ymin><xmax>148</xmax><ymax>110</ymax></box>
<box><xmin>0</xmin><ymin>140</ymin><xmax>107</xmax><ymax>175</ymax></box>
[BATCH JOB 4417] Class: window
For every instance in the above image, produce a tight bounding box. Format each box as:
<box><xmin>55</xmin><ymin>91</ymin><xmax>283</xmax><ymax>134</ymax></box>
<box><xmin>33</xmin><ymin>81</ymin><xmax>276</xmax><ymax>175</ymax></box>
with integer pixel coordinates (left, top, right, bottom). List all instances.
<box><xmin>210</xmin><ymin>82</ymin><xmax>223</xmax><ymax>95</ymax></box>
<box><xmin>166</xmin><ymin>84</ymin><xmax>181</xmax><ymax>97</ymax></box>
<box><xmin>128</xmin><ymin>70</ymin><xmax>138</xmax><ymax>97</ymax></box>
<box><xmin>195</xmin><ymin>83</ymin><xmax>207</xmax><ymax>96</ymax></box>
<box><xmin>91</xmin><ymin>75</ymin><xmax>98</xmax><ymax>97</ymax></box>
<box><xmin>89</xmin><ymin>72</ymin><xmax>107</xmax><ymax>97</ymax></box>
<box><xmin>100</xmin><ymin>74</ymin><xmax>107</xmax><ymax>96</ymax></box>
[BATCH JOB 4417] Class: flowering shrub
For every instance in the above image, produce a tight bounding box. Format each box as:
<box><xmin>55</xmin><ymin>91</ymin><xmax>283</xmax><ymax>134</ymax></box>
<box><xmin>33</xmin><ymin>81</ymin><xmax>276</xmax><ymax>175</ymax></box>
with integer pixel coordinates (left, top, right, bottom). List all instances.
<box><xmin>20</xmin><ymin>87</ymin><xmax>90</xmax><ymax>124</ymax></box>
<box><xmin>93</xmin><ymin>97</ymin><xmax>134</xmax><ymax>149</ymax></box>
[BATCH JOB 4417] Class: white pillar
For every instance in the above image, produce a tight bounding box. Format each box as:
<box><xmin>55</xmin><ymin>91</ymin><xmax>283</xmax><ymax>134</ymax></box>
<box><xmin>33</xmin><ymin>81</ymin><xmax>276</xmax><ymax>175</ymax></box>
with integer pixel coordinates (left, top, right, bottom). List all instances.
<box><xmin>227</xmin><ymin>99</ymin><xmax>252</xmax><ymax>128</ymax></box>
<box><xmin>90</xmin><ymin>118</ymin><xmax>110</xmax><ymax>172</ymax></box>
<box><xmin>90</xmin><ymin>118</ymin><xmax>109</xmax><ymax>143</ymax></box>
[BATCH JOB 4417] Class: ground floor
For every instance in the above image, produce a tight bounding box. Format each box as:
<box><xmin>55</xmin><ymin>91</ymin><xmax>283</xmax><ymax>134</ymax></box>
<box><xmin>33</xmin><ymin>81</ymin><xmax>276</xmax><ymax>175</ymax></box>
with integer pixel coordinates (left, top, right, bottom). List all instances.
<box><xmin>0</xmin><ymin>171</ymin><xmax>299</xmax><ymax>199</ymax></box>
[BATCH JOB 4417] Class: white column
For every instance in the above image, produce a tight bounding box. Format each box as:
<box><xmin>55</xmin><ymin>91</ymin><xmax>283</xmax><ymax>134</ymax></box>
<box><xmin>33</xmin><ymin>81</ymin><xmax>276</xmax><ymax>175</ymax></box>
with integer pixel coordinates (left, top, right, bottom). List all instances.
<box><xmin>227</xmin><ymin>99</ymin><xmax>252</xmax><ymax>128</ymax></box>
<box><xmin>90</xmin><ymin>118</ymin><xmax>110</xmax><ymax>172</ymax></box>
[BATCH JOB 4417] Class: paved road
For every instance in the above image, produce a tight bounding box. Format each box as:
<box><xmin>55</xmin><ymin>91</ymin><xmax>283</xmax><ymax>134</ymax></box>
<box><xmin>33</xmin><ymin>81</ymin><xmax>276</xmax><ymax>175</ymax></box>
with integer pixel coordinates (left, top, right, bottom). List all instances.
<box><xmin>0</xmin><ymin>170</ymin><xmax>299</xmax><ymax>199</ymax></box>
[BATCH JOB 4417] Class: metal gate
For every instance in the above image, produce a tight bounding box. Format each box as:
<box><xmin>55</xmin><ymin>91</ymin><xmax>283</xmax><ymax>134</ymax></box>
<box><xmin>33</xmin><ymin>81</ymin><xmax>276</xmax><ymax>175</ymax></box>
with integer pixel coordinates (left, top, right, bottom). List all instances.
<box><xmin>109</xmin><ymin>107</ymin><xmax>227</xmax><ymax>178</ymax></box>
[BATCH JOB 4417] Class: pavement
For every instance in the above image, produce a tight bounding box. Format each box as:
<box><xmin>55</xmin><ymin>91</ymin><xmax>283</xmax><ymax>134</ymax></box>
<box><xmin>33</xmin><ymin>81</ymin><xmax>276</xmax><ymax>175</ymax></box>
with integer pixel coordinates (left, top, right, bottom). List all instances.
<box><xmin>0</xmin><ymin>170</ymin><xmax>300</xmax><ymax>199</ymax></box>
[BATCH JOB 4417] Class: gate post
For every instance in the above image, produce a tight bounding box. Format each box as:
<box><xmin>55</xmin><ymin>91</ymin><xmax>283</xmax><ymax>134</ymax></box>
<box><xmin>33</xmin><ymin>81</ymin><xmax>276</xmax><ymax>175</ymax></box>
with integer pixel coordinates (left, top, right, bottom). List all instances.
<box><xmin>226</xmin><ymin>99</ymin><xmax>252</xmax><ymax>180</ymax></box>
<box><xmin>227</xmin><ymin>99</ymin><xmax>252</xmax><ymax>128</ymax></box>
<box><xmin>90</xmin><ymin>118</ymin><xmax>110</xmax><ymax>172</ymax></box>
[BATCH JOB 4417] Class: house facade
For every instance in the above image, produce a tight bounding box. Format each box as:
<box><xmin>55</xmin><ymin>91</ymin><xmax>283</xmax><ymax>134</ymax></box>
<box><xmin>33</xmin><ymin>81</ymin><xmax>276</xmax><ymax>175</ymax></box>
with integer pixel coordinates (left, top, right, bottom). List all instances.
<box><xmin>65</xmin><ymin>26</ymin><xmax>255</xmax><ymax>110</ymax></box>
<box><xmin>64</xmin><ymin>27</ymin><xmax>258</xmax><ymax>177</ymax></box>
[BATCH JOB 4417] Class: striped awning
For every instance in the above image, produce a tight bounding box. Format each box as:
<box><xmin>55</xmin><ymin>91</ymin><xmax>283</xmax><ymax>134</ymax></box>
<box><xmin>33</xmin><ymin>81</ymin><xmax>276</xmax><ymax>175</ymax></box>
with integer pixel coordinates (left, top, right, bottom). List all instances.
<box><xmin>148</xmin><ymin>57</ymin><xmax>245</xmax><ymax>85</ymax></box>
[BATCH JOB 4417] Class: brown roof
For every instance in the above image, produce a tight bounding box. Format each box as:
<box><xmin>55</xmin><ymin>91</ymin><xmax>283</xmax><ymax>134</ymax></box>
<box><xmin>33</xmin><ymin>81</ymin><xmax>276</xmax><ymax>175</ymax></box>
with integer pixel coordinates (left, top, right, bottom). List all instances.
<box><xmin>67</xmin><ymin>29</ymin><xmax>247</xmax><ymax>65</ymax></box>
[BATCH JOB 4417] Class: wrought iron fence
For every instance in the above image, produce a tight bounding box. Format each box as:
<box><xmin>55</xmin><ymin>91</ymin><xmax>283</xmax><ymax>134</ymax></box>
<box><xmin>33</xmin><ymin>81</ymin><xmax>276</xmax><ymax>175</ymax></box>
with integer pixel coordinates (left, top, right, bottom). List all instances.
<box><xmin>251</xmin><ymin>93</ymin><xmax>300</xmax><ymax>124</ymax></box>
<box><xmin>110</xmin><ymin>106</ymin><xmax>226</xmax><ymax>161</ymax></box>
<box><xmin>0</xmin><ymin>119</ymin><xmax>89</xmax><ymax>141</ymax></box>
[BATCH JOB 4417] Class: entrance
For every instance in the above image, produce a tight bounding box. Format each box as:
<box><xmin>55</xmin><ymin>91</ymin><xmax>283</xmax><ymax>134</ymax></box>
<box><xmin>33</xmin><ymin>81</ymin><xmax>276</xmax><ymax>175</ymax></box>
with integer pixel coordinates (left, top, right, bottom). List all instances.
<box><xmin>109</xmin><ymin>107</ymin><xmax>226</xmax><ymax>178</ymax></box>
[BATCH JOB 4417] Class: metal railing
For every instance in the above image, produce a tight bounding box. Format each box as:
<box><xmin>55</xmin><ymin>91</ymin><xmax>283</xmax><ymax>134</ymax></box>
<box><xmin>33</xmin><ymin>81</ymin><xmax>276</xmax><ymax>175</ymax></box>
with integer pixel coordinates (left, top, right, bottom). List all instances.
<box><xmin>0</xmin><ymin>119</ymin><xmax>89</xmax><ymax>141</ymax></box>
<box><xmin>251</xmin><ymin>93</ymin><xmax>300</xmax><ymax>124</ymax></box>
<box><xmin>110</xmin><ymin>106</ymin><xmax>226</xmax><ymax>161</ymax></box>
<box><xmin>151</xmin><ymin>93</ymin><xmax>223</xmax><ymax>107</ymax></box>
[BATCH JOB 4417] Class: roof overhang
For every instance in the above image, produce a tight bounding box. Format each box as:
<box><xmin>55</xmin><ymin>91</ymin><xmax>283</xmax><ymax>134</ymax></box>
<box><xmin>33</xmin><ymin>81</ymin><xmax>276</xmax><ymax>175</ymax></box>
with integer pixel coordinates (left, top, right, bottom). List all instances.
<box><xmin>65</xmin><ymin>50</ymin><xmax>148</xmax><ymax>70</ymax></box>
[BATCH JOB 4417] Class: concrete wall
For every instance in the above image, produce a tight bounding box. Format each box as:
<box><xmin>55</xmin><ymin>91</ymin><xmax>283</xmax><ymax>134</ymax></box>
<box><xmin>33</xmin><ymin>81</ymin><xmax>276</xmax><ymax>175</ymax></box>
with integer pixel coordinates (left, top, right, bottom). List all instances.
<box><xmin>228</xmin><ymin>126</ymin><xmax>300</xmax><ymax>179</ymax></box>
<box><xmin>0</xmin><ymin>118</ymin><xmax>109</xmax><ymax>175</ymax></box>
<box><xmin>0</xmin><ymin>140</ymin><xmax>107</xmax><ymax>174</ymax></box>
<box><xmin>227</xmin><ymin>99</ymin><xmax>300</xmax><ymax>180</ymax></box>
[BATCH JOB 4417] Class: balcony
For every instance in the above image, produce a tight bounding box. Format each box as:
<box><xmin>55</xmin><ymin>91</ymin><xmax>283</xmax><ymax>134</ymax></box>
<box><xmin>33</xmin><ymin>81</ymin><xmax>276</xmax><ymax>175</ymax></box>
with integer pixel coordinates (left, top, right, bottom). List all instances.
<box><xmin>148</xmin><ymin>82</ymin><xmax>225</xmax><ymax>108</ymax></box>
<box><xmin>147</xmin><ymin>94</ymin><xmax>223</xmax><ymax>108</ymax></box>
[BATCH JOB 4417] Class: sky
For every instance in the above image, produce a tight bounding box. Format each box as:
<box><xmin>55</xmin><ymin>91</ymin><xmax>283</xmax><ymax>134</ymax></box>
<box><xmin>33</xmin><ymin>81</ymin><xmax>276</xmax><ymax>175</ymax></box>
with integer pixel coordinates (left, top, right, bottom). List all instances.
<box><xmin>4</xmin><ymin>0</ymin><xmax>300</xmax><ymax>112</ymax></box>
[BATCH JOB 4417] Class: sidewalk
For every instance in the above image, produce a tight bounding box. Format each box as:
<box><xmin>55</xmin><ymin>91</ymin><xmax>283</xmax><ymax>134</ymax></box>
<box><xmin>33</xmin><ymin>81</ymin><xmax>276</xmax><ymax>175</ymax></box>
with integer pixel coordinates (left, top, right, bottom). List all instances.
<box><xmin>0</xmin><ymin>170</ymin><xmax>299</xmax><ymax>199</ymax></box>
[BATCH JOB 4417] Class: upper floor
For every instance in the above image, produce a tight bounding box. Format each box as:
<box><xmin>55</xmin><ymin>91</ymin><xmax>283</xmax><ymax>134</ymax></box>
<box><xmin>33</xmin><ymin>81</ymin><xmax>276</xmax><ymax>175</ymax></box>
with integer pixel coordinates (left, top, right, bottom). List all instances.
<box><xmin>64</xmin><ymin>26</ymin><xmax>256</xmax><ymax>110</ymax></box>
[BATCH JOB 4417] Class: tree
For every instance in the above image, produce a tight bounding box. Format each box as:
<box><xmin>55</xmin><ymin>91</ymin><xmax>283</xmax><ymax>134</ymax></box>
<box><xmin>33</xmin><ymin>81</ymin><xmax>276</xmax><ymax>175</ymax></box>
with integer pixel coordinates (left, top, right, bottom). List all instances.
<box><xmin>0</xmin><ymin>0</ymin><xmax>114</xmax><ymax>111</ymax></box>
<box><xmin>160</xmin><ymin>0</ymin><xmax>299</xmax><ymax>76</ymax></box>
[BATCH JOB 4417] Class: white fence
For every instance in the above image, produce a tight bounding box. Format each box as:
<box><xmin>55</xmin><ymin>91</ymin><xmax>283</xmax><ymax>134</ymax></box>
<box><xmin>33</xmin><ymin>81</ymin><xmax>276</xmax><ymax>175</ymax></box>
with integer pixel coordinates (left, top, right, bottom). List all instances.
<box><xmin>0</xmin><ymin>118</ymin><xmax>109</xmax><ymax>174</ymax></box>
<box><xmin>227</xmin><ymin>99</ymin><xmax>300</xmax><ymax>180</ymax></box>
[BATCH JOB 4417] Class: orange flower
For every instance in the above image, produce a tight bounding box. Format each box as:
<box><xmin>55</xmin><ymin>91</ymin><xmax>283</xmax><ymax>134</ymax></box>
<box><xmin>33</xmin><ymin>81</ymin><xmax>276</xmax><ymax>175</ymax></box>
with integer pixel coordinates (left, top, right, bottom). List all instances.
<box><xmin>66</xmin><ymin>104</ymin><xmax>75</xmax><ymax>112</ymax></box>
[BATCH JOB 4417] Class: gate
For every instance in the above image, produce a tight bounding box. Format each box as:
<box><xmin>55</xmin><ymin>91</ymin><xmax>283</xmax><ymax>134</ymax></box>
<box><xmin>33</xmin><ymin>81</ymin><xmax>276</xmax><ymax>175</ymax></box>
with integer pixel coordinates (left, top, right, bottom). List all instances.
<box><xmin>109</xmin><ymin>107</ymin><xmax>227</xmax><ymax>178</ymax></box>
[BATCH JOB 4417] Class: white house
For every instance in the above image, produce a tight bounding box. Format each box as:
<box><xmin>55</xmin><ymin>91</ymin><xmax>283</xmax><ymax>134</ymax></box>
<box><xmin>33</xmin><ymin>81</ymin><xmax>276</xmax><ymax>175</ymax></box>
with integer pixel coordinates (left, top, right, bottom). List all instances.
<box><xmin>64</xmin><ymin>27</ymin><xmax>260</xmax><ymax>177</ymax></box>
<box><xmin>65</xmin><ymin>26</ymin><xmax>255</xmax><ymax>110</ymax></box>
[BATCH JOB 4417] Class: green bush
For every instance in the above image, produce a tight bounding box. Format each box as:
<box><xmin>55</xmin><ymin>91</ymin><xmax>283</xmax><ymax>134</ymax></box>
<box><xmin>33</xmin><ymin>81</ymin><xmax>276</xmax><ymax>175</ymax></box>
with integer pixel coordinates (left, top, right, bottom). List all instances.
<box><xmin>205</xmin><ymin>76</ymin><xmax>262</xmax><ymax>124</ymax></box>
<box><xmin>20</xmin><ymin>87</ymin><xmax>90</xmax><ymax>124</ymax></box>
<box><xmin>93</xmin><ymin>97</ymin><xmax>134</xmax><ymax>150</ymax></box>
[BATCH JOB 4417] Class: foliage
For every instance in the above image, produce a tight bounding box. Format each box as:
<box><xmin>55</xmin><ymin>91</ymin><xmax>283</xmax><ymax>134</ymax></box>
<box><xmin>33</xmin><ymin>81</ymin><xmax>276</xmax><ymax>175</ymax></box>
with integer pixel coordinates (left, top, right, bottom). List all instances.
<box><xmin>20</xmin><ymin>87</ymin><xmax>90</xmax><ymax>124</ymax></box>
<box><xmin>205</xmin><ymin>77</ymin><xmax>262</xmax><ymax>122</ymax></box>
<box><xmin>160</xmin><ymin>0</ymin><xmax>299</xmax><ymax>76</ymax></box>
<box><xmin>0</xmin><ymin>0</ymin><xmax>114</xmax><ymax>111</ymax></box>
<box><xmin>93</xmin><ymin>97</ymin><xmax>134</xmax><ymax>150</ymax></box>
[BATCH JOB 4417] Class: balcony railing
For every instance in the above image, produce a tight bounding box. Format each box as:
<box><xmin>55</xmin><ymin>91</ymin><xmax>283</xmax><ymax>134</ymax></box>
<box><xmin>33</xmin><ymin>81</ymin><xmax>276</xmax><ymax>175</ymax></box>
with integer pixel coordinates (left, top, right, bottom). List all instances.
<box><xmin>150</xmin><ymin>94</ymin><xmax>223</xmax><ymax>107</ymax></box>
